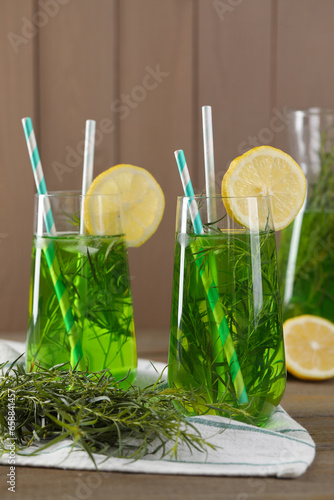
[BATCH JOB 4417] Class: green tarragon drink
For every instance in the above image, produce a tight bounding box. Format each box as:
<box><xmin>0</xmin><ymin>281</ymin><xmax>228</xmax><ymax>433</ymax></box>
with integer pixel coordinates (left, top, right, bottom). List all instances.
<box><xmin>169</xmin><ymin>230</ymin><xmax>286</xmax><ymax>426</ymax></box>
<box><xmin>27</xmin><ymin>233</ymin><xmax>137</xmax><ymax>385</ymax></box>
<box><xmin>279</xmin><ymin>210</ymin><xmax>334</xmax><ymax>322</ymax></box>
<box><xmin>279</xmin><ymin>107</ymin><xmax>334</xmax><ymax>324</ymax></box>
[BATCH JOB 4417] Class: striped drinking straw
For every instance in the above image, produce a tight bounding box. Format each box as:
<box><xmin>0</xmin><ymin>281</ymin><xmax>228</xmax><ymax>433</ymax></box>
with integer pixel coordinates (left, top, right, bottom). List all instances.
<box><xmin>22</xmin><ymin>117</ymin><xmax>84</xmax><ymax>370</ymax></box>
<box><xmin>80</xmin><ymin>119</ymin><xmax>96</xmax><ymax>234</ymax></box>
<box><xmin>174</xmin><ymin>149</ymin><xmax>248</xmax><ymax>404</ymax></box>
<box><xmin>202</xmin><ymin>105</ymin><xmax>218</xmax><ymax>225</ymax></box>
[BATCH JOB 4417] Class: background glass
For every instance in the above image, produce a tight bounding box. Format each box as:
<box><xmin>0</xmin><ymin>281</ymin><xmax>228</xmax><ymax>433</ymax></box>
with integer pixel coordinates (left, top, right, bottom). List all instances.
<box><xmin>168</xmin><ymin>195</ymin><xmax>286</xmax><ymax>426</ymax></box>
<box><xmin>26</xmin><ymin>192</ymin><xmax>137</xmax><ymax>386</ymax></box>
<box><xmin>279</xmin><ymin>108</ymin><xmax>334</xmax><ymax>323</ymax></box>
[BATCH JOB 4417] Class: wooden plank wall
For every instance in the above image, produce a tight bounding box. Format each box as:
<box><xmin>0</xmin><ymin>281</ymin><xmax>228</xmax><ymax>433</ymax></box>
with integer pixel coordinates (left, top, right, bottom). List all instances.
<box><xmin>1</xmin><ymin>0</ymin><xmax>334</xmax><ymax>335</ymax></box>
<box><xmin>0</xmin><ymin>0</ymin><xmax>37</xmax><ymax>332</ymax></box>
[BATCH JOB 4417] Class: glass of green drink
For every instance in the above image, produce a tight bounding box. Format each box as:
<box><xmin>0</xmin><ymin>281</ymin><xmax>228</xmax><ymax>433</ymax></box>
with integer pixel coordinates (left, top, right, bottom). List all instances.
<box><xmin>26</xmin><ymin>192</ymin><xmax>137</xmax><ymax>386</ymax></box>
<box><xmin>279</xmin><ymin>108</ymin><xmax>334</xmax><ymax>324</ymax></box>
<box><xmin>168</xmin><ymin>195</ymin><xmax>286</xmax><ymax>426</ymax></box>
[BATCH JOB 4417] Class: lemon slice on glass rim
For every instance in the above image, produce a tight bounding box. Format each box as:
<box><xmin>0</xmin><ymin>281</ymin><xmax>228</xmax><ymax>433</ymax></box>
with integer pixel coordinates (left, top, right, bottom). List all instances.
<box><xmin>221</xmin><ymin>146</ymin><xmax>307</xmax><ymax>231</ymax></box>
<box><xmin>283</xmin><ymin>315</ymin><xmax>334</xmax><ymax>380</ymax></box>
<box><xmin>84</xmin><ymin>164</ymin><xmax>165</xmax><ymax>247</ymax></box>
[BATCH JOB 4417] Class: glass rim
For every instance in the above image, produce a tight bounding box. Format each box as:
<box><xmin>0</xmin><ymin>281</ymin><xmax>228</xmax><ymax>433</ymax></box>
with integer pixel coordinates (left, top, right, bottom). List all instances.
<box><xmin>177</xmin><ymin>194</ymin><xmax>273</xmax><ymax>201</ymax></box>
<box><xmin>35</xmin><ymin>190</ymin><xmax>120</xmax><ymax>199</ymax></box>
<box><xmin>285</xmin><ymin>106</ymin><xmax>334</xmax><ymax>117</ymax></box>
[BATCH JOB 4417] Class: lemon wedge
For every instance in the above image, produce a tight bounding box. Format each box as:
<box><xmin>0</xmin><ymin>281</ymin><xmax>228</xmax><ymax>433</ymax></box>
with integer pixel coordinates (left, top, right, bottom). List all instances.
<box><xmin>221</xmin><ymin>146</ymin><xmax>306</xmax><ymax>231</ymax></box>
<box><xmin>84</xmin><ymin>164</ymin><xmax>165</xmax><ymax>247</ymax></box>
<box><xmin>283</xmin><ymin>315</ymin><xmax>334</xmax><ymax>380</ymax></box>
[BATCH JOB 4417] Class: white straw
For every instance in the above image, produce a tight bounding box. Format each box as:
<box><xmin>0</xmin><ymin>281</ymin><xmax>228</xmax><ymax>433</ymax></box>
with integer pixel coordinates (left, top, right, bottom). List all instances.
<box><xmin>202</xmin><ymin>106</ymin><xmax>217</xmax><ymax>225</ymax></box>
<box><xmin>80</xmin><ymin>120</ymin><xmax>96</xmax><ymax>234</ymax></box>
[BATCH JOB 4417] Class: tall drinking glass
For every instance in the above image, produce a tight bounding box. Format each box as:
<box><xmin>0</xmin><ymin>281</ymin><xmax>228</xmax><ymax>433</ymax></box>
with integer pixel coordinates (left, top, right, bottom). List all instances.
<box><xmin>279</xmin><ymin>108</ymin><xmax>334</xmax><ymax>323</ymax></box>
<box><xmin>168</xmin><ymin>195</ymin><xmax>286</xmax><ymax>426</ymax></box>
<box><xmin>26</xmin><ymin>192</ymin><xmax>137</xmax><ymax>386</ymax></box>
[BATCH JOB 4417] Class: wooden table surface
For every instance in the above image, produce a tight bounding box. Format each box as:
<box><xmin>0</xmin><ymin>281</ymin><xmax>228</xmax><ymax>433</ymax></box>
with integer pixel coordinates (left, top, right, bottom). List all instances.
<box><xmin>1</xmin><ymin>330</ymin><xmax>333</xmax><ymax>500</ymax></box>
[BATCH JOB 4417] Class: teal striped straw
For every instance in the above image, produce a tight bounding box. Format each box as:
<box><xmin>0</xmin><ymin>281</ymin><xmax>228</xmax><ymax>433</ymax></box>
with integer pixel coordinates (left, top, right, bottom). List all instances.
<box><xmin>174</xmin><ymin>149</ymin><xmax>248</xmax><ymax>404</ymax></box>
<box><xmin>22</xmin><ymin>117</ymin><xmax>84</xmax><ymax>370</ymax></box>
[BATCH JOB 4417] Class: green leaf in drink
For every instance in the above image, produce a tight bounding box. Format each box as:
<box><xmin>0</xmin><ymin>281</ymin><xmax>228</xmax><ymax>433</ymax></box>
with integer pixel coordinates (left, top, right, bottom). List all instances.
<box><xmin>169</xmin><ymin>230</ymin><xmax>286</xmax><ymax>426</ymax></box>
<box><xmin>27</xmin><ymin>234</ymin><xmax>137</xmax><ymax>386</ymax></box>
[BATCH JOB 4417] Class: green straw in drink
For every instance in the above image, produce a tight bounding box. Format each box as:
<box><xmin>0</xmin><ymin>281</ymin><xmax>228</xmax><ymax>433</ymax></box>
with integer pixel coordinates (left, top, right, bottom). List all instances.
<box><xmin>174</xmin><ymin>149</ymin><xmax>248</xmax><ymax>404</ymax></box>
<box><xmin>22</xmin><ymin>117</ymin><xmax>85</xmax><ymax>370</ymax></box>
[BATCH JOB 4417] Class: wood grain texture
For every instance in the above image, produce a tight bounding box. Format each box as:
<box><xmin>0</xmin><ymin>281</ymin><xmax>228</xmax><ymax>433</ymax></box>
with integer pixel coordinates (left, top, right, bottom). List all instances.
<box><xmin>276</xmin><ymin>0</ymin><xmax>334</xmax><ymax>109</ymax></box>
<box><xmin>118</xmin><ymin>0</ymin><xmax>194</xmax><ymax>330</ymax></box>
<box><xmin>197</xmin><ymin>0</ymin><xmax>272</xmax><ymax>188</ymax></box>
<box><xmin>275</xmin><ymin>0</ymin><xmax>334</xmax><ymax>152</ymax></box>
<box><xmin>0</xmin><ymin>0</ymin><xmax>37</xmax><ymax>331</ymax></box>
<box><xmin>0</xmin><ymin>331</ymin><xmax>333</xmax><ymax>500</ymax></box>
<box><xmin>38</xmin><ymin>0</ymin><xmax>119</xmax><ymax>190</ymax></box>
<box><xmin>1</xmin><ymin>0</ymin><xmax>334</xmax><ymax>335</ymax></box>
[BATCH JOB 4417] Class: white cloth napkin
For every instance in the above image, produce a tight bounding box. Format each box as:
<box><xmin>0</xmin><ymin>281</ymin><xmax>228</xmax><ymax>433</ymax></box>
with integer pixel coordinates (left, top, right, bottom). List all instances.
<box><xmin>0</xmin><ymin>340</ymin><xmax>315</xmax><ymax>477</ymax></box>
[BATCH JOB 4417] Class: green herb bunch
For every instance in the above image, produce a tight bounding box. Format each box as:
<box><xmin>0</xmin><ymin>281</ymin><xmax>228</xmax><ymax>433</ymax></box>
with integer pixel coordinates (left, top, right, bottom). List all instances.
<box><xmin>0</xmin><ymin>360</ymin><xmax>220</xmax><ymax>466</ymax></box>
